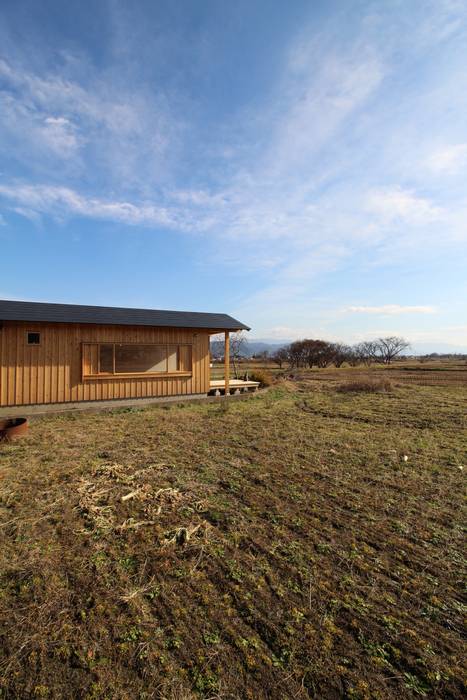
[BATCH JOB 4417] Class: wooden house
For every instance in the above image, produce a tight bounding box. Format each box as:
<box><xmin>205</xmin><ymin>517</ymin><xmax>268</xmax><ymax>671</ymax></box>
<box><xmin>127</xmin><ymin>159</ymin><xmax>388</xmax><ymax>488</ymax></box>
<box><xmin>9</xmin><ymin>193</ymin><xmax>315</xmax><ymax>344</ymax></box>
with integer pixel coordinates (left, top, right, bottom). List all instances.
<box><xmin>0</xmin><ymin>300</ymin><xmax>250</xmax><ymax>408</ymax></box>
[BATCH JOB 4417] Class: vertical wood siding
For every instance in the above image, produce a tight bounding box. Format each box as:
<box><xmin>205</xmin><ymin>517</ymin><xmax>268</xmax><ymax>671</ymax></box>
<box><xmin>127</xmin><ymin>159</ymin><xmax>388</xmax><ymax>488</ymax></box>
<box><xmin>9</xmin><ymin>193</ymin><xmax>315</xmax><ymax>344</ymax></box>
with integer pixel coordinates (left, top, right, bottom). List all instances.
<box><xmin>0</xmin><ymin>322</ymin><xmax>211</xmax><ymax>407</ymax></box>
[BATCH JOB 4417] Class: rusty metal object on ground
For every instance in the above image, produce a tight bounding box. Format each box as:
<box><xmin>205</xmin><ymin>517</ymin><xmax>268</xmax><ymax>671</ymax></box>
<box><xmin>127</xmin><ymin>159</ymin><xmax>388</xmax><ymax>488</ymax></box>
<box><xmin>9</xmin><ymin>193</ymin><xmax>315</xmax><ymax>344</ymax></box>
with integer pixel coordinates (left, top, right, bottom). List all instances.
<box><xmin>0</xmin><ymin>418</ymin><xmax>29</xmax><ymax>441</ymax></box>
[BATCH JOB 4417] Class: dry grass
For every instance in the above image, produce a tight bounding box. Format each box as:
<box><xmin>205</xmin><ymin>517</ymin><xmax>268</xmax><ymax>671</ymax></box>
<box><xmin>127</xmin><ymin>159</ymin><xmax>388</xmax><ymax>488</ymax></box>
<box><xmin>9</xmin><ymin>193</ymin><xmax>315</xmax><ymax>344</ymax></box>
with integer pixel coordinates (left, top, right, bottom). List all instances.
<box><xmin>336</xmin><ymin>379</ymin><xmax>394</xmax><ymax>393</ymax></box>
<box><xmin>247</xmin><ymin>369</ymin><xmax>274</xmax><ymax>387</ymax></box>
<box><xmin>212</xmin><ymin>357</ymin><xmax>467</xmax><ymax>387</ymax></box>
<box><xmin>0</xmin><ymin>375</ymin><xmax>466</xmax><ymax>699</ymax></box>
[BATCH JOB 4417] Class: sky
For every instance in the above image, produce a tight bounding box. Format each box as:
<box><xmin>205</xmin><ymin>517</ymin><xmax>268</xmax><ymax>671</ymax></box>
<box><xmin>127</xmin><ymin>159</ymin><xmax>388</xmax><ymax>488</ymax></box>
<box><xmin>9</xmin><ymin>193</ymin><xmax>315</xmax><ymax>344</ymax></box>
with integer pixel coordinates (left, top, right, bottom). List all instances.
<box><xmin>1</xmin><ymin>0</ymin><xmax>467</xmax><ymax>351</ymax></box>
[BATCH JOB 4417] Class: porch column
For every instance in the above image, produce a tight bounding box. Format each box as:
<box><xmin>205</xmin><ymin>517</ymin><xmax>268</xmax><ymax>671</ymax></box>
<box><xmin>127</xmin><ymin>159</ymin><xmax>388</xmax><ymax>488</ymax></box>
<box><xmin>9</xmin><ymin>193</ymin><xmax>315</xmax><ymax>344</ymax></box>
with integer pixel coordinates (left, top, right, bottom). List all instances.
<box><xmin>224</xmin><ymin>331</ymin><xmax>230</xmax><ymax>394</ymax></box>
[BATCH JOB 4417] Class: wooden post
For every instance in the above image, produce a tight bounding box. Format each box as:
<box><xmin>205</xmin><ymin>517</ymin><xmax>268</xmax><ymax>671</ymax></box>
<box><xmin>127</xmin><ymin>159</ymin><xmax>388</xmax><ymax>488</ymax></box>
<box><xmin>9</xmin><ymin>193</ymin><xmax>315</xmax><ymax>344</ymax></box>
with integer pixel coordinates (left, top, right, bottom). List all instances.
<box><xmin>224</xmin><ymin>331</ymin><xmax>230</xmax><ymax>395</ymax></box>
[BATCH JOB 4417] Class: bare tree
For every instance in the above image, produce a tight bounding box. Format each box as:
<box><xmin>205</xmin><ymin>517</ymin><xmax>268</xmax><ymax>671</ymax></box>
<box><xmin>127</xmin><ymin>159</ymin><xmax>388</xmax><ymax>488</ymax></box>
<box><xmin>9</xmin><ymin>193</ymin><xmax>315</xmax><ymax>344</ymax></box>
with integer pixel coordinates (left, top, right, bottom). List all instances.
<box><xmin>230</xmin><ymin>331</ymin><xmax>248</xmax><ymax>378</ymax></box>
<box><xmin>271</xmin><ymin>347</ymin><xmax>289</xmax><ymax>369</ymax></box>
<box><xmin>354</xmin><ymin>341</ymin><xmax>379</xmax><ymax>366</ymax></box>
<box><xmin>375</xmin><ymin>336</ymin><xmax>410</xmax><ymax>364</ymax></box>
<box><xmin>210</xmin><ymin>334</ymin><xmax>225</xmax><ymax>362</ymax></box>
<box><xmin>314</xmin><ymin>341</ymin><xmax>335</xmax><ymax>368</ymax></box>
<box><xmin>285</xmin><ymin>339</ymin><xmax>336</xmax><ymax>368</ymax></box>
<box><xmin>345</xmin><ymin>344</ymin><xmax>366</xmax><ymax>366</ymax></box>
<box><xmin>301</xmin><ymin>339</ymin><xmax>333</xmax><ymax>368</ymax></box>
<box><xmin>330</xmin><ymin>343</ymin><xmax>352</xmax><ymax>368</ymax></box>
<box><xmin>288</xmin><ymin>340</ymin><xmax>306</xmax><ymax>368</ymax></box>
<box><xmin>346</xmin><ymin>347</ymin><xmax>361</xmax><ymax>367</ymax></box>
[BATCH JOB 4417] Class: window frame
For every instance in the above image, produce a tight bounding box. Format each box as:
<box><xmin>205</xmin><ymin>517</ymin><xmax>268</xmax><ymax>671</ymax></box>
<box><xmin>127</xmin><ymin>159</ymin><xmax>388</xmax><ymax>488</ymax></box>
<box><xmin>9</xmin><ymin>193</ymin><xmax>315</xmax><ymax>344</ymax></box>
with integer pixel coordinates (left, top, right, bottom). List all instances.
<box><xmin>26</xmin><ymin>331</ymin><xmax>41</xmax><ymax>346</ymax></box>
<box><xmin>82</xmin><ymin>341</ymin><xmax>193</xmax><ymax>380</ymax></box>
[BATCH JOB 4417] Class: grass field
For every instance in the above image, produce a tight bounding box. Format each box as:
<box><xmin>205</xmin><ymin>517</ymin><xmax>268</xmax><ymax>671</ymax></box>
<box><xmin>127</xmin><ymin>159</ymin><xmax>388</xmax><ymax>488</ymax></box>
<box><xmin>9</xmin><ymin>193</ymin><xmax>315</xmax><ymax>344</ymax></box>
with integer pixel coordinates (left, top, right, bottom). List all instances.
<box><xmin>0</xmin><ymin>371</ymin><xmax>466</xmax><ymax>698</ymax></box>
<box><xmin>211</xmin><ymin>357</ymin><xmax>467</xmax><ymax>387</ymax></box>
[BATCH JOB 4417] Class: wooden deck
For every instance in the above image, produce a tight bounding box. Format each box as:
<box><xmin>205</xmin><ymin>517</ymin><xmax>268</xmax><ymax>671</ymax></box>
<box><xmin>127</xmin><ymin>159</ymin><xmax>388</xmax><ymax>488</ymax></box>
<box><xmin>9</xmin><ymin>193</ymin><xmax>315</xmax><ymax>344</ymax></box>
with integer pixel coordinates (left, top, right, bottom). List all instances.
<box><xmin>209</xmin><ymin>379</ymin><xmax>260</xmax><ymax>395</ymax></box>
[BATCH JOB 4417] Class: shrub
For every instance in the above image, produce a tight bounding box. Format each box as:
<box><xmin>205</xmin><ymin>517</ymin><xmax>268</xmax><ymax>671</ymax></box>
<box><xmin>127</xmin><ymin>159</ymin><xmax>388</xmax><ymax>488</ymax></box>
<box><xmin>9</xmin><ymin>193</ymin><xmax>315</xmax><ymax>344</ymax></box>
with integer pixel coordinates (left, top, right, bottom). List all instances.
<box><xmin>336</xmin><ymin>379</ymin><xmax>393</xmax><ymax>393</ymax></box>
<box><xmin>248</xmin><ymin>369</ymin><xmax>274</xmax><ymax>387</ymax></box>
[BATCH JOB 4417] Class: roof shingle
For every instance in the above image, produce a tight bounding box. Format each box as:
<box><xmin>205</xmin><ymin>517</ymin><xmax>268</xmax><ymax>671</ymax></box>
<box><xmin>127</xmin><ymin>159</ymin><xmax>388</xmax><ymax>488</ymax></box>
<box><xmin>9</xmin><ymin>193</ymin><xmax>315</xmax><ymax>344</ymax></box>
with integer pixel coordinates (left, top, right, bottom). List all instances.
<box><xmin>0</xmin><ymin>300</ymin><xmax>250</xmax><ymax>331</ymax></box>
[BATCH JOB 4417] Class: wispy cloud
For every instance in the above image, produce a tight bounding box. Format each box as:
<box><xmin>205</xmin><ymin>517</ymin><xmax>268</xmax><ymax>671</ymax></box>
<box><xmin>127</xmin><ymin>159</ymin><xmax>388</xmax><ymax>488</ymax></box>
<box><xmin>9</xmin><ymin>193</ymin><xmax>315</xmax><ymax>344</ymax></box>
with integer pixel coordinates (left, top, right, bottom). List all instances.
<box><xmin>426</xmin><ymin>143</ymin><xmax>467</xmax><ymax>173</ymax></box>
<box><xmin>353</xmin><ymin>325</ymin><xmax>467</xmax><ymax>348</ymax></box>
<box><xmin>0</xmin><ymin>183</ymin><xmax>183</xmax><ymax>229</ymax></box>
<box><xmin>264</xmin><ymin>49</ymin><xmax>384</xmax><ymax>176</ymax></box>
<box><xmin>40</xmin><ymin>117</ymin><xmax>82</xmax><ymax>157</ymax></box>
<box><xmin>0</xmin><ymin>57</ymin><xmax>179</xmax><ymax>186</ymax></box>
<box><xmin>346</xmin><ymin>305</ymin><xmax>437</xmax><ymax>315</ymax></box>
<box><xmin>261</xmin><ymin>326</ymin><xmax>322</xmax><ymax>341</ymax></box>
<box><xmin>0</xmin><ymin>11</ymin><xmax>457</xmax><ymax>255</ymax></box>
<box><xmin>366</xmin><ymin>187</ymin><xmax>442</xmax><ymax>225</ymax></box>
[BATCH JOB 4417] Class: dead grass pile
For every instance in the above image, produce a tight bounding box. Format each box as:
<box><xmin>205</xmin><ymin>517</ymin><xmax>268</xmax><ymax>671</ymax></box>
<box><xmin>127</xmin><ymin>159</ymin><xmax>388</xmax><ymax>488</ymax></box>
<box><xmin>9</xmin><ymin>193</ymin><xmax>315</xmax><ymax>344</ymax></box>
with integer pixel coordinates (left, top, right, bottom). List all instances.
<box><xmin>76</xmin><ymin>461</ymin><xmax>203</xmax><ymax>536</ymax></box>
<box><xmin>248</xmin><ymin>368</ymin><xmax>274</xmax><ymax>387</ymax></box>
<box><xmin>336</xmin><ymin>378</ymin><xmax>394</xmax><ymax>393</ymax></box>
<box><xmin>275</xmin><ymin>377</ymin><xmax>299</xmax><ymax>392</ymax></box>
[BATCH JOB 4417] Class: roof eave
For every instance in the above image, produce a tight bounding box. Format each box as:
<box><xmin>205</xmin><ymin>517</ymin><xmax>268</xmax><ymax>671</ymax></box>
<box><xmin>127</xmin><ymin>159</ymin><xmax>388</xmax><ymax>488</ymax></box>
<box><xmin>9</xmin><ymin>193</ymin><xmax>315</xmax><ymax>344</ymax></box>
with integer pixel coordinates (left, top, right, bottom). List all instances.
<box><xmin>0</xmin><ymin>316</ymin><xmax>251</xmax><ymax>332</ymax></box>
<box><xmin>0</xmin><ymin>300</ymin><xmax>251</xmax><ymax>332</ymax></box>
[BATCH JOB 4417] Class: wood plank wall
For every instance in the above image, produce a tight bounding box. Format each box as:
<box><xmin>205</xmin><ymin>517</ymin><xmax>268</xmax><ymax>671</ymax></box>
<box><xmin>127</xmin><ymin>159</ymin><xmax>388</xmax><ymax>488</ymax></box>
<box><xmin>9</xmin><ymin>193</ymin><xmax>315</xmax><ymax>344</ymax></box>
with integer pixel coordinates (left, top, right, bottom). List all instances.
<box><xmin>0</xmin><ymin>322</ymin><xmax>211</xmax><ymax>407</ymax></box>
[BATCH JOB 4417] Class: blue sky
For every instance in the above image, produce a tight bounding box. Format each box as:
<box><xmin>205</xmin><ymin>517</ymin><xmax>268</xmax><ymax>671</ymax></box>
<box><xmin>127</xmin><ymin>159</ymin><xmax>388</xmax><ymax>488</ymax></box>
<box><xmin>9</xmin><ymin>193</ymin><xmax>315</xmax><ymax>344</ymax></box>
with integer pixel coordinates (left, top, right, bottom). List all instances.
<box><xmin>1</xmin><ymin>0</ymin><xmax>467</xmax><ymax>350</ymax></box>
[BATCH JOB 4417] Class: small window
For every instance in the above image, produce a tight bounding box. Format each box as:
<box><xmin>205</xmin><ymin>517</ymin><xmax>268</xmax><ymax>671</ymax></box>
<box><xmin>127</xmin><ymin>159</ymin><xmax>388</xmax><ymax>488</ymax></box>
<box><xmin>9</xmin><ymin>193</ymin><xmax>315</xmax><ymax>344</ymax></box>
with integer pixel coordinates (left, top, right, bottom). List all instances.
<box><xmin>27</xmin><ymin>332</ymin><xmax>41</xmax><ymax>345</ymax></box>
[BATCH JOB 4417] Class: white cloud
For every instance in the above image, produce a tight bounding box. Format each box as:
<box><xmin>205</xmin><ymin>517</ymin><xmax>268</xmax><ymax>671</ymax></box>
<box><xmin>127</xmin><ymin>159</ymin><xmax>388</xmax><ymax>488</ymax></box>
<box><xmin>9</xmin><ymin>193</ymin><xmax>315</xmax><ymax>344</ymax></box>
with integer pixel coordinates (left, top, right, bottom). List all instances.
<box><xmin>40</xmin><ymin>117</ymin><xmax>81</xmax><ymax>156</ymax></box>
<box><xmin>266</xmin><ymin>52</ymin><xmax>384</xmax><ymax>175</ymax></box>
<box><xmin>248</xmin><ymin>322</ymin><xmax>467</xmax><ymax>348</ymax></box>
<box><xmin>261</xmin><ymin>326</ymin><xmax>314</xmax><ymax>340</ymax></box>
<box><xmin>407</xmin><ymin>325</ymin><xmax>467</xmax><ymax>344</ymax></box>
<box><xmin>0</xmin><ymin>59</ymin><xmax>132</xmax><ymax>134</ymax></box>
<box><xmin>415</xmin><ymin>0</ymin><xmax>467</xmax><ymax>45</ymax></box>
<box><xmin>426</xmin><ymin>143</ymin><xmax>467</xmax><ymax>173</ymax></box>
<box><xmin>347</xmin><ymin>305</ymin><xmax>437</xmax><ymax>315</ymax></box>
<box><xmin>366</xmin><ymin>187</ymin><xmax>442</xmax><ymax>225</ymax></box>
<box><xmin>0</xmin><ymin>184</ymin><xmax>183</xmax><ymax>229</ymax></box>
<box><xmin>354</xmin><ymin>325</ymin><xmax>467</xmax><ymax>348</ymax></box>
<box><xmin>0</xmin><ymin>58</ymin><xmax>177</xmax><ymax>184</ymax></box>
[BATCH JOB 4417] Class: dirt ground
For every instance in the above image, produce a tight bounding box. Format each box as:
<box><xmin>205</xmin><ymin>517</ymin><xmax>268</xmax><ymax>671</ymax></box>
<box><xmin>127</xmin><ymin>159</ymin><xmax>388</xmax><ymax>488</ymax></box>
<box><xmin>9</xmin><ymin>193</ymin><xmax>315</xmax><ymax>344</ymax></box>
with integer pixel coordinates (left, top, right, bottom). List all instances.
<box><xmin>0</xmin><ymin>374</ymin><xmax>466</xmax><ymax>699</ymax></box>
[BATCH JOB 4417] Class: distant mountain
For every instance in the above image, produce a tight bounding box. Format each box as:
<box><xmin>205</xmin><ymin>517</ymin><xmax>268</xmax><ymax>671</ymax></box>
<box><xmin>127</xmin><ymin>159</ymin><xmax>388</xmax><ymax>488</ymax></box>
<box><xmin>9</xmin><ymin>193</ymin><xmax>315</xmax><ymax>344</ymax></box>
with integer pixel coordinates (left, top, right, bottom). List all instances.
<box><xmin>409</xmin><ymin>342</ymin><xmax>467</xmax><ymax>355</ymax></box>
<box><xmin>242</xmin><ymin>341</ymin><xmax>288</xmax><ymax>357</ymax></box>
<box><xmin>210</xmin><ymin>339</ymin><xmax>288</xmax><ymax>358</ymax></box>
<box><xmin>211</xmin><ymin>338</ymin><xmax>467</xmax><ymax>358</ymax></box>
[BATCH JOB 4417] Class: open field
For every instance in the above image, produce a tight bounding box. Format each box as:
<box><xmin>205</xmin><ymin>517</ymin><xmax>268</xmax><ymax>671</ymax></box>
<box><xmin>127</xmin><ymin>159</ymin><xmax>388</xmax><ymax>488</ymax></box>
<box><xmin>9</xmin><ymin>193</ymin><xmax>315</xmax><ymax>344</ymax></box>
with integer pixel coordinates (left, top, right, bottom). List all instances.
<box><xmin>0</xmin><ymin>374</ymin><xmax>466</xmax><ymax>698</ymax></box>
<box><xmin>211</xmin><ymin>357</ymin><xmax>467</xmax><ymax>387</ymax></box>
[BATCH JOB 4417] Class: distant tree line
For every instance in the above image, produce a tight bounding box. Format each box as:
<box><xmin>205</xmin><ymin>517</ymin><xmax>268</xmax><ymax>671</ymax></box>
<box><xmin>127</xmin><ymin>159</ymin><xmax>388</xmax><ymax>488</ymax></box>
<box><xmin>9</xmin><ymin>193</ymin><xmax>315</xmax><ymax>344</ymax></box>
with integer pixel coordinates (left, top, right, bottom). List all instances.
<box><xmin>269</xmin><ymin>336</ymin><xmax>411</xmax><ymax>368</ymax></box>
<box><xmin>211</xmin><ymin>332</ymin><xmax>412</xmax><ymax>371</ymax></box>
<box><xmin>418</xmin><ymin>353</ymin><xmax>467</xmax><ymax>361</ymax></box>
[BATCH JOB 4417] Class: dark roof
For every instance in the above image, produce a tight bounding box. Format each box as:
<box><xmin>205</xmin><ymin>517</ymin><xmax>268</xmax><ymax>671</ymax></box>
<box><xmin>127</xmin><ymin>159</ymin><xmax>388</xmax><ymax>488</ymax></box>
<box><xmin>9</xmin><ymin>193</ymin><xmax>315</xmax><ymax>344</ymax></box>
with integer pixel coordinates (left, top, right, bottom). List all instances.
<box><xmin>0</xmin><ymin>300</ymin><xmax>250</xmax><ymax>331</ymax></box>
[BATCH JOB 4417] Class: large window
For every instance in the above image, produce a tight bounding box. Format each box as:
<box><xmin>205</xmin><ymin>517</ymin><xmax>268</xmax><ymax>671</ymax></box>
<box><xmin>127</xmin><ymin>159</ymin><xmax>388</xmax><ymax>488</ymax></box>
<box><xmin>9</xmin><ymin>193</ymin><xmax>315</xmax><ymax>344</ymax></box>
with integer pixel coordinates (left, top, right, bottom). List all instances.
<box><xmin>82</xmin><ymin>343</ymin><xmax>192</xmax><ymax>378</ymax></box>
